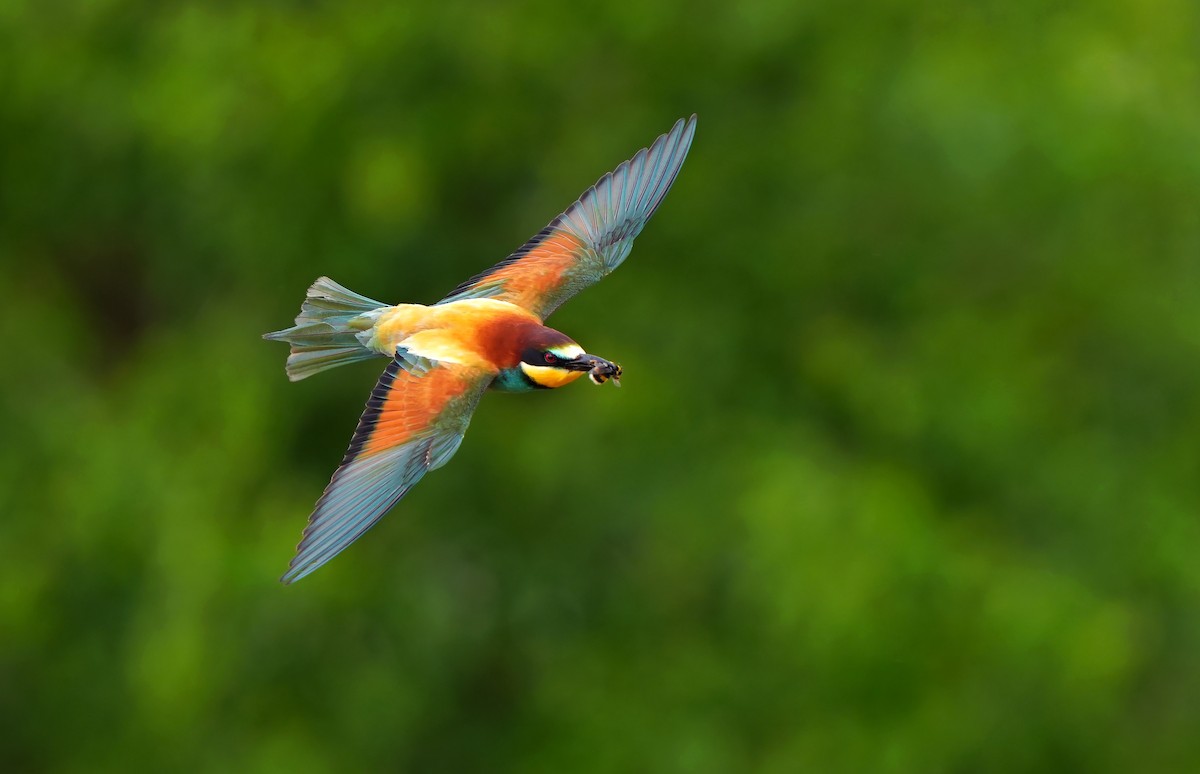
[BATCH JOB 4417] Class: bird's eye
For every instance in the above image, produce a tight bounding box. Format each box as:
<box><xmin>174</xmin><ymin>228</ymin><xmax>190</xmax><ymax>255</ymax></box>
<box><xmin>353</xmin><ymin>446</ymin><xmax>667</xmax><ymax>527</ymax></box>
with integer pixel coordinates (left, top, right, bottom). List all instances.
<box><xmin>544</xmin><ymin>352</ymin><xmax>556</xmax><ymax>364</ymax></box>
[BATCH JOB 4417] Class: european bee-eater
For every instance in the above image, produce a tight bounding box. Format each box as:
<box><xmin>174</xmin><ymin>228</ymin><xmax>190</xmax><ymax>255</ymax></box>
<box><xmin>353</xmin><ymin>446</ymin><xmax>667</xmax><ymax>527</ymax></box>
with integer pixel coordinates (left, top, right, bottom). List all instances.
<box><xmin>266</xmin><ymin>116</ymin><xmax>696</xmax><ymax>583</ymax></box>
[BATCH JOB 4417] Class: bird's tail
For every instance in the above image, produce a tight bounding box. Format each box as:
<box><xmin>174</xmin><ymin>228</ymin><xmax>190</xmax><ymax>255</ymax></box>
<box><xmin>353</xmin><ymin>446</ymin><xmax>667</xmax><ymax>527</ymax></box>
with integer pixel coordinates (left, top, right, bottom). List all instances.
<box><xmin>264</xmin><ymin>276</ymin><xmax>389</xmax><ymax>381</ymax></box>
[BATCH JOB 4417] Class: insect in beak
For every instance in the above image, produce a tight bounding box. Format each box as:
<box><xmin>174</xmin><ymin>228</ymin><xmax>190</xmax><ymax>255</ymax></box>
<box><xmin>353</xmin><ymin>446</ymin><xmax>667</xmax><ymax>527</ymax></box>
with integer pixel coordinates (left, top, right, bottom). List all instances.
<box><xmin>564</xmin><ymin>353</ymin><xmax>622</xmax><ymax>386</ymax></box>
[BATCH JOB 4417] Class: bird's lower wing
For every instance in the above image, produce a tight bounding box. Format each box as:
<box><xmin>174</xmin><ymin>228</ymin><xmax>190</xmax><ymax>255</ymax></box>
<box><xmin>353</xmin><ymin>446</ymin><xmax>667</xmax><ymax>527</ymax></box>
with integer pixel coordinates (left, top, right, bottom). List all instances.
<box><xmin>438</xmin><ymin>115</ymin><xmax>696</xmax><ymax>320</ymax></box>
<box><xmin>280</xmin><ymin>349</ymin><xmax>491</xmax><ymax>584</ymax></box>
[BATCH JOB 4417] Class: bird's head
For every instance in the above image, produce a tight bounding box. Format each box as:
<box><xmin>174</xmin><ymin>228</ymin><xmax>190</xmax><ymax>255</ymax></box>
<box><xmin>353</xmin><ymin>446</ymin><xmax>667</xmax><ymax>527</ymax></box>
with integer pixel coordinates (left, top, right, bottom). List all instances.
<box><xmin>514</xmin><ymin>330</ymin><xmax>622</xmax><ymax>390</ymax></box>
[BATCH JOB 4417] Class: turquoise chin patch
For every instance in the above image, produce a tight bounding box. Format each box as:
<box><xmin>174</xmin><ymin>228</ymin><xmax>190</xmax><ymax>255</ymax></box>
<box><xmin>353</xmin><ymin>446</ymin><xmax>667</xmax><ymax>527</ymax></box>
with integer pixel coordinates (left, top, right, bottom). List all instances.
<box><xmin>493</xmin><ymin>367</ymin><xmax>538</xmax><ymax>392</ymax></box>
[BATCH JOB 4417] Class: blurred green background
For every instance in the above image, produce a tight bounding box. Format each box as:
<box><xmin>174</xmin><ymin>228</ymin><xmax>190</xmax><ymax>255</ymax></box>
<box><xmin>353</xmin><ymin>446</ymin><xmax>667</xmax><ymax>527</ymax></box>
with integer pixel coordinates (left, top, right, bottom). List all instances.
<box><xmin>3</xmin><ymin>1</ymin><xmax>1200</xmax><ymax>771</ymax></box>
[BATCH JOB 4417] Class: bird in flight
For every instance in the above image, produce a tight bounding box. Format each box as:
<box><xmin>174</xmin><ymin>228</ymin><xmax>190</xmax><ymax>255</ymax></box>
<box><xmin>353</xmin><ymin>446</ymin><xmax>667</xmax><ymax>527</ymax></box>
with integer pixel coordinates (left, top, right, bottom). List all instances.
<box><xmin>265</xmin><ymin>116</ymin><xmax>697</xmax><ymax>583</ymax></box>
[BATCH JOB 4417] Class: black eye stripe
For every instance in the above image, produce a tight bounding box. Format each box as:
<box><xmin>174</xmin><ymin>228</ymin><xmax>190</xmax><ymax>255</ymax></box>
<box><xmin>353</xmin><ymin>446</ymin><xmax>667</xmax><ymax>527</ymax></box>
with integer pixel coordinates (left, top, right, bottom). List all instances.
<box><xmin>521</xmin><ymin>346</ymin><xmax>560</xmax><ymax>366</ymax></box>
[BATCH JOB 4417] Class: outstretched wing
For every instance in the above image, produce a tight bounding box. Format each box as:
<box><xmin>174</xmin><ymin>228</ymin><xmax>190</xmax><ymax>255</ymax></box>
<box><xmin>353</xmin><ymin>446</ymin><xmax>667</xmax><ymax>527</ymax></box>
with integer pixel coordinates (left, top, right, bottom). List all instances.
<box><xmin>281</xmin><ymin>348</ymin><xmax>491</xmax><ymax>584</ymax></box>
<box><xmin>438</xmin><ymin>115</ymin><xmax>697</xmax><ymax>320</ymax></box>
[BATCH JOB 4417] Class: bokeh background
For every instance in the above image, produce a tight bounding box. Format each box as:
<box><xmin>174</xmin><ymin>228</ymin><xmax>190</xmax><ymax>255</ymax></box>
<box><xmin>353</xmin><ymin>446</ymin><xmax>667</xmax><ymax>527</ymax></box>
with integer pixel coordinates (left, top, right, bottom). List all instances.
<box><xmin>4</xmin><ymin>1</ymin><xmax>1200</xmax><ymax>771</ymax></box>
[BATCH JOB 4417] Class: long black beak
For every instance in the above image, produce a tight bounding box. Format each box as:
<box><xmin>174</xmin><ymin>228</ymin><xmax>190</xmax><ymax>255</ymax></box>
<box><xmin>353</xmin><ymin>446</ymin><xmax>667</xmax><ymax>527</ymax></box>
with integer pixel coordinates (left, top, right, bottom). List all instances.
<box><xmin>565</xmin><ymin>353</ymin><xmax>622</xmax><ymax>386</ymax></box>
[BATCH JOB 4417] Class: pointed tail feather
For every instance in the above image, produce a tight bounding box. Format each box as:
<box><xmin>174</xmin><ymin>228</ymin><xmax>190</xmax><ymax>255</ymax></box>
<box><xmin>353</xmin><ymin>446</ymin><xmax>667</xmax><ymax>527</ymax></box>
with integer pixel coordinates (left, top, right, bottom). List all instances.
<box><xmin>264</xmin><ymin>277</ymin><xmax>389</xmax><ymax>381</ymax></box>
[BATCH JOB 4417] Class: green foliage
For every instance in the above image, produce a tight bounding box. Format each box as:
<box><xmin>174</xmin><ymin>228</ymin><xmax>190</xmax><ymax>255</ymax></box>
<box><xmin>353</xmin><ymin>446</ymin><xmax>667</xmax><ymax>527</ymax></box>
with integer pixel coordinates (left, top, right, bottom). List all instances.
<box><xmin>3</xmin><ymin>0</ymin><xmax>1200</xmax><ymax>771</ymax></box>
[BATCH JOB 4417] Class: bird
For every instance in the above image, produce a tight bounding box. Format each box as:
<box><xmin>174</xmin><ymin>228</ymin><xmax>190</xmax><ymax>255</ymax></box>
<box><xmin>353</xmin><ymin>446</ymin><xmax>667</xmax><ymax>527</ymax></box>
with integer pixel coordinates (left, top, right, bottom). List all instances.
<box><xmin>265</xmin><ymin>115</ymin><xmax>697</xmax><ymax>583</ymax></box>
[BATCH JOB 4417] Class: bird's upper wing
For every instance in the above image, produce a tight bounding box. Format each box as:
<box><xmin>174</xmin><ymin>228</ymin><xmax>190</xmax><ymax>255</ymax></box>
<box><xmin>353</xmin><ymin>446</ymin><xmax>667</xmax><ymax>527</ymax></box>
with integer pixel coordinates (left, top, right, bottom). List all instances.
<box><xmin>437</xmin><ymin>115</ymin><xmax>697</xmax><ymax>320</ymax></box>
<box><xmin>281</xmin><ymin>348</ymin><xmax>491</xmax><ymax>584</ymax></box>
